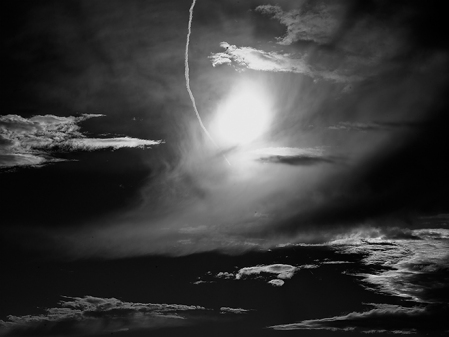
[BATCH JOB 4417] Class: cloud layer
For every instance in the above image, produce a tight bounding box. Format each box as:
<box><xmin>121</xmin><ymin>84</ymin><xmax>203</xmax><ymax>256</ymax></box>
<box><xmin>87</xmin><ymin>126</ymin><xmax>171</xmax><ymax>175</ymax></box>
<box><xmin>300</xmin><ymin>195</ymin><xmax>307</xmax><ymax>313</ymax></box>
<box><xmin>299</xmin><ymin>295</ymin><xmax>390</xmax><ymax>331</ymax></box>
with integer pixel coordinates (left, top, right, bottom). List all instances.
<box><xmin>0</xmin><ymin>114</ymin><xmax>162</xmax><ymax>168</ymax></box>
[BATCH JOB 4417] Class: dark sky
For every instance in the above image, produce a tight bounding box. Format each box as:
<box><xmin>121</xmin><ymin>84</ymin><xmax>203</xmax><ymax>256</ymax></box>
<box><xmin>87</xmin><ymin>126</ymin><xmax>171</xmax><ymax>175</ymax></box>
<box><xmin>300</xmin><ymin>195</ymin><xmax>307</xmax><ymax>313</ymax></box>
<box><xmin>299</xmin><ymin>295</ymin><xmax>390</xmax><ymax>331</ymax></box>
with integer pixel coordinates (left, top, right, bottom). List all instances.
<box><xmin>1</xmin><ymin>0</ymin><xmax>448</xmax><ymax>336</ymax></box>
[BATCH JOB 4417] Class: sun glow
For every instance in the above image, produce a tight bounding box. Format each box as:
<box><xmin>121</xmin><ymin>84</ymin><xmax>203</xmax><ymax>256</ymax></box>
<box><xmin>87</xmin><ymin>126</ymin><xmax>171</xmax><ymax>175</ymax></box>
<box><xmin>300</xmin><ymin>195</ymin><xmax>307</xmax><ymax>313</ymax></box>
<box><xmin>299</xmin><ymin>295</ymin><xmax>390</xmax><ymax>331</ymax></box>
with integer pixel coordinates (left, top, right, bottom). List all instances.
<box><xmin>212</xmin><ymin>82</ymin><xmax>272</xmax><ymax>147</ymax></box>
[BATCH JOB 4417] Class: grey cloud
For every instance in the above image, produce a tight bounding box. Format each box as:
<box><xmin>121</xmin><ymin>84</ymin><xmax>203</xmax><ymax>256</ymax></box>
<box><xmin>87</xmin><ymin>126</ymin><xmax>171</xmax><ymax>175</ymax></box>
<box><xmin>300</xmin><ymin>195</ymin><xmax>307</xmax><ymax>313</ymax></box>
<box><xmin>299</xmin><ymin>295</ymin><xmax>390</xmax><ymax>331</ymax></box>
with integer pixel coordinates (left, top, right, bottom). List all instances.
<box><xmin>0</xmin><ymin>114</ymin><xmax>162</xmax><ymax>168</ymax></box>
<box><xmin>0</xmin><ymin>295</ymin><xmax>249</xmax><ymax>337</ymax></box>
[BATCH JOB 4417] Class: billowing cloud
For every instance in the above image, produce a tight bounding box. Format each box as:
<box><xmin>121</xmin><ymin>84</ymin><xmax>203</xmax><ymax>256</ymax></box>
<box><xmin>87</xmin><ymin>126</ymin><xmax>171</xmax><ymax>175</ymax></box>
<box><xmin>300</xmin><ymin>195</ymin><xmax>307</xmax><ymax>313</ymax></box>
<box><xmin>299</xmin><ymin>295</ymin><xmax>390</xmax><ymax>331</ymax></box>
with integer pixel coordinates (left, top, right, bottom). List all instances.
<box><xmin>0</xmin><ymin>295</ymin><xmax>249</xmax><ymax>337</ymax></box>
<box><xmin>0</xmin><ymin>114</ymin><xmax>162</xmax><ymax>168</ymax></box>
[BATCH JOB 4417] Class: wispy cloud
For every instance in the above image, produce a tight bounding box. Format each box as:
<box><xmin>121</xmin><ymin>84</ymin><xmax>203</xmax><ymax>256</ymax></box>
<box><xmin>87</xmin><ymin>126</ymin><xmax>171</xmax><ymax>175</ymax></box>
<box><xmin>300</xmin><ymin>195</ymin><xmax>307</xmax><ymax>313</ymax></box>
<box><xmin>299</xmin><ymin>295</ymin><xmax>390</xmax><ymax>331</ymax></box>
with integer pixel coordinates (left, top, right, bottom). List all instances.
<box><xmin>270</xmin><ymin>303</ymin><xmax>449</xmax><ymax>334</ymax></box>
<box><xmin>256</xmin><ymin>4</ymin><xmax>342</xmax><ymax>45</ymax></box>
<box><xmin>0</xmin><ymin>114</ymin><xmax>162</xmax><ymax>168</ymax></box>
<box><xmin>0</xmin><ymin>295</ymin><xmax>249</xmax><ymax>337</ymax></box>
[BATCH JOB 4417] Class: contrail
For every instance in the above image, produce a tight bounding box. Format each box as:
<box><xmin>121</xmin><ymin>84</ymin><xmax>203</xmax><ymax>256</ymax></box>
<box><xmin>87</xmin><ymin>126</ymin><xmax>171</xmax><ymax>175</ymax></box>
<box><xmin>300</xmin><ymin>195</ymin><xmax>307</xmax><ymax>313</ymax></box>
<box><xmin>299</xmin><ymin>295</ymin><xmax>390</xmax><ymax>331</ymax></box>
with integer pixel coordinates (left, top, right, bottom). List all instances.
<box><xmin>185</xmin><ymin>0</ymin><xmax>231</xmax><ymax>165</ymax></box>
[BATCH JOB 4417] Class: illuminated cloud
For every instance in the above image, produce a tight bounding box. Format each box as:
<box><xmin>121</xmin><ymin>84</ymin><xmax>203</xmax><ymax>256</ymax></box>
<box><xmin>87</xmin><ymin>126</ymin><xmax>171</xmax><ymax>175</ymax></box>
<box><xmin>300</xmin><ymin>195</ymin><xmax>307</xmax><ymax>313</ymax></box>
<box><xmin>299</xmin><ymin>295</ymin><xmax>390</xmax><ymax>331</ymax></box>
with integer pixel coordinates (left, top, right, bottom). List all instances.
<box><xmin>236</xmin><ymin>264</ymin><xmax>298</xmax><ymax>280</ymax></box>
<box><xmin>0</xmin><ymin>114</ymin><xmax>162</xmax><ymax>168</ymax></box>
<box><xmin>0</xmin><ymin>295</ymin><xmax>249</xmax><ymax>337</ymax></box>
<box><xmin>210</xmin><ymin>42</ymin><xmax>361</xmax><ymax>83</ymax></box>
<box><xmin>256</xmin><ymin>4</ymin><xmax>342</xmax><ymax>45</ymax></box>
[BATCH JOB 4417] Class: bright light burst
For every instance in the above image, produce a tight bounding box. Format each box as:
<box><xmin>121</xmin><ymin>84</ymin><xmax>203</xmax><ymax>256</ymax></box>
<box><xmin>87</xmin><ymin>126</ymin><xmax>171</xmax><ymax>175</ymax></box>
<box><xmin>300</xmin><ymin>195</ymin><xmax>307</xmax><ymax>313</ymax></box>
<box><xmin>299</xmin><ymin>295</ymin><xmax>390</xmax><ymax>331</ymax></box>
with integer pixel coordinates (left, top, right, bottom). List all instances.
<box><xmin>212</xmin><ymin>82</ymin><xmax>272</xmax><ymax>146</ymax></box>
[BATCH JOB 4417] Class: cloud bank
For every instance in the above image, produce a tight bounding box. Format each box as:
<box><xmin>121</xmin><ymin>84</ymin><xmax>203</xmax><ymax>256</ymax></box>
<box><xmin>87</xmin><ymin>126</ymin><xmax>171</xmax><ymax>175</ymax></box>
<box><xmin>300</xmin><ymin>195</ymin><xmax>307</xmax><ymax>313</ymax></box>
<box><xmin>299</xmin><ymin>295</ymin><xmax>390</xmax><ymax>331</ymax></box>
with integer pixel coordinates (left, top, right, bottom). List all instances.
<box><xmin>0</xmin><ymin>295</ymin><xmax>249</xmax><ymax>337</ymax></box>
<box><xmin>0</xmin><ymin>114</ymin><xmax>162</xmax><ymax>168</ymax></box>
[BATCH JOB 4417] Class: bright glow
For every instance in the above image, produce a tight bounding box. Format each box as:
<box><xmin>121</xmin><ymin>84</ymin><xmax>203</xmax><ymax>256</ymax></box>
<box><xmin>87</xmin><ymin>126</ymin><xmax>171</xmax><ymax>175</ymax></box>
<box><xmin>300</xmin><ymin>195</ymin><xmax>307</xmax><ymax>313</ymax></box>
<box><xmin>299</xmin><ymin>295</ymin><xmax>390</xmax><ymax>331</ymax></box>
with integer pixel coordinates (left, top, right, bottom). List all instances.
<box><xmin>212</xmin><ymin>82</ymin><xmax>272</xmax><ymax>146</ymax></box>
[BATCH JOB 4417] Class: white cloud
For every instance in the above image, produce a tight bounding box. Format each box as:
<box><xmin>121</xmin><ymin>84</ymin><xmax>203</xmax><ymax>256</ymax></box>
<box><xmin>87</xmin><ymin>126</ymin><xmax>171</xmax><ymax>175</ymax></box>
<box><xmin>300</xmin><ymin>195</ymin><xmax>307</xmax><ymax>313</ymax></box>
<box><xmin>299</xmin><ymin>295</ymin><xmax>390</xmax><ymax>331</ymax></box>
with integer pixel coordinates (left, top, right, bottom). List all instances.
<box><xmin>236</xmin><ymin>264</ymin><xmax>297</xmax><ymax>280</ymax></box>
<box><xmin>0</xmin><ymin>114</ymin><xmax>162</xmax><ymax>168</ymax></box>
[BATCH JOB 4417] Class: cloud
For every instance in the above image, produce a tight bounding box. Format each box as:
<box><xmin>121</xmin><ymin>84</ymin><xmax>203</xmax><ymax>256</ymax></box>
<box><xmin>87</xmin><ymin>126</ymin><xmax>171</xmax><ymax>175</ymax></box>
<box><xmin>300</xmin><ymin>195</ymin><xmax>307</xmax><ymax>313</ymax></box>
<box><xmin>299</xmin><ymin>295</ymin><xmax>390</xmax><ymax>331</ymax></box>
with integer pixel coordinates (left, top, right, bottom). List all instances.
<box><xmin>268</xmin><ymin>279</ymin><xmax>285</xmax><ymax>287</ymax></box>
<box><xmin>328</xmin><ymin>121</ymin><xmax>423</xmax><ymax>132</ymax></box>
<box><xmin>331</xmin><ymin>228</ymin><xmax>449</xmax><ymax>304</ymax></box>
<box><xmin>256</xmin><ymin>4</ymin><xmax>342</xmax><ymax>45</ymax></box>
<box><xmin>236</xmin><ymin>264</ymin><xmax>298</xmax><ymax>280</ymax></box>
<box><xmin>0</xmin><ymin>295</ymin><xmax>249</xmax><ymax>337</ymax></box>
<box><xmin>0</xmin><ymin>114</ymin><xmax>162</xmax><ymax>168</ymax></box>
<box><xmin>219</xmin><ymin>307</ymin><xmax>250</xmax><ymax>315</ymax></box>
<box><xmin>251</xmin><ymin>146</ymin><xmax>338</xmax><ymax>165</ymax></box>
<box><xmin>267</xmin><ymin>228</ymin><xmax>449</xmax><ymax>334</ymax></box>
<box><xmin>209</xmin><ymin>42</ymin><xmax>361</xmax><ymax>83</ymax></box>
<box><xmin>270</xmin><ymin>303</ymin><xmax>449</xmax><ymax>334</ymax></box>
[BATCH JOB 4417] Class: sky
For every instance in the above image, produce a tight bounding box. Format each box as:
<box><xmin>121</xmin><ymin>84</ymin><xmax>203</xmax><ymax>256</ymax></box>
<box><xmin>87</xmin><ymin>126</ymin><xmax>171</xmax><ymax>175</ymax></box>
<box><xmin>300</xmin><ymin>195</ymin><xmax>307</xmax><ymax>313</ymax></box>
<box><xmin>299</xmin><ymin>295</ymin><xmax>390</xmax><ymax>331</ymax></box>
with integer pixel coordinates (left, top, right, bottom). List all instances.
<box><xmin>1</xmin><ymin>0</ymin><xmax>448</xmax><ymax>336</ymax></box>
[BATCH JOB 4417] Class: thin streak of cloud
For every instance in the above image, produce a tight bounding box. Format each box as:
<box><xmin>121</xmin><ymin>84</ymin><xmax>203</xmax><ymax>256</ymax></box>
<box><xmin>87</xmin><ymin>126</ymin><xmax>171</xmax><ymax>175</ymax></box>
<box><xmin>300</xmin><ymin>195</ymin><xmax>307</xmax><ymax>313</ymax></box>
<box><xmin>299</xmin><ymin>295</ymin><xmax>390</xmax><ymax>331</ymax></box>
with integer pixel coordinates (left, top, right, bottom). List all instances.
<box><xmin>252</xmin><ymin>146</ymin><xmax>339</xmax><ymax>166</ymax></box>
<box><xmin>269</xmin><ymin>303</ymin><xmax>443</xmax><ymax>334</ymax></box>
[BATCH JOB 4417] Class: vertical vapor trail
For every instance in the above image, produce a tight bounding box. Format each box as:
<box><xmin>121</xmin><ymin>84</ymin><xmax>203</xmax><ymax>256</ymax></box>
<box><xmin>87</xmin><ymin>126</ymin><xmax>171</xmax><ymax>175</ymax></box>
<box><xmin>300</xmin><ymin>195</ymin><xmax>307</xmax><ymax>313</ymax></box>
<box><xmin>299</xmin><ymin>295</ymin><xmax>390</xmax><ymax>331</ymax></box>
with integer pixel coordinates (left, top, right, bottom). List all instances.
<box><xmin>185</xmin><ymin>0</ymin><xmax>231</xmax><ymax>165</ymax></box>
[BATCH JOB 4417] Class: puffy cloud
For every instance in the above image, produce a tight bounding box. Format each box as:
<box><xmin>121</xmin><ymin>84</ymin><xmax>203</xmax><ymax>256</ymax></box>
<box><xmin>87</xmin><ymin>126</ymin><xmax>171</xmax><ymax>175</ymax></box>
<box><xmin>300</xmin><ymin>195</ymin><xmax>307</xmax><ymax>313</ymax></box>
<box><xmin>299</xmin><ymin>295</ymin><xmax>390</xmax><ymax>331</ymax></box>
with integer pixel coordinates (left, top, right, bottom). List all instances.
<box><xmin>236</xmin><ymin>264</ymin><xmax>297</xmax><ymax>280</ymax></box>
<box><xmin>0</xmin><ymin>114</ymin><xmax>162</xmax><ymax>168</ymax></box>
<box><xmin>0</xmin><ymin>295</ymin><xmax>249</xmax><ymax>337</ymax></box>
